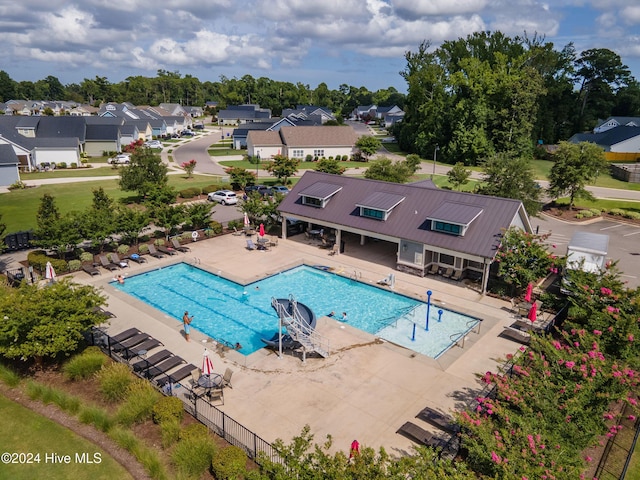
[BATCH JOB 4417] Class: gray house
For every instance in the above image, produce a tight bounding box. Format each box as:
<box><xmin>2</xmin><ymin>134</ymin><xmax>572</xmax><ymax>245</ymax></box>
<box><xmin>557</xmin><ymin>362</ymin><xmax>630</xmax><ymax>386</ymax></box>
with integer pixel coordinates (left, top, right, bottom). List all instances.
<box><xmin>0</xmin><ymin>144</ymin><xmax>20</xmax><ymax>187</ymax></box>
<box><xmin>277</xmin><ymin>171</ymin><xmax>532</xmax><ymax>293</ymax></box>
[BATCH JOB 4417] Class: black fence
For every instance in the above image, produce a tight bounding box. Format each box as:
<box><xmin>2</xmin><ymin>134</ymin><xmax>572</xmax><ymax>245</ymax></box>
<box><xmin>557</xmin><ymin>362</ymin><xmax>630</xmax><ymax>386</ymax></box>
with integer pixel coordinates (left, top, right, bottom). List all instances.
<box><xmin>87</xmin><ymin>328</ymin><xmax>282</xmax><ymax>467</ymax></box>
<box><xmin>593</xmin><ymin>403</ymin><xmax>640</xmax><ymax>480</ymax></box>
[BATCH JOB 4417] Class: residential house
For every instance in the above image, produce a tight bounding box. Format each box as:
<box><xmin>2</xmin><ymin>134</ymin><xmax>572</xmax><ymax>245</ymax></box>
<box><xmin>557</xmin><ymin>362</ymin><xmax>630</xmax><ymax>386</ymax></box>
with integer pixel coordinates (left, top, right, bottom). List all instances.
<box><xmin>593</xmin><ymin>116</ymin><xmax>640</xmax><ymax>134</ymax></box>
<box><xmin>0</xmin><ymin>144</ymin><xmax>20</xmax><ymax>187</ymax></box>
<box><xmin>278</xmin><ymin>171</ymin><xmax>532</xmax><ymax>293</ymax></box>
<box><xmin>282</xmin><ymin>105</ymin><xmax>335</xmax><ymax>124</ymax></box>
<box><xmin>217</xmin><ymin>104</ymin><xmax>272</xmax><ymax>125</ymax></box>
<box><xmin>569</xmin><ymin>126</ymin><xmax>640</xmax><ymax>153</ymax></box>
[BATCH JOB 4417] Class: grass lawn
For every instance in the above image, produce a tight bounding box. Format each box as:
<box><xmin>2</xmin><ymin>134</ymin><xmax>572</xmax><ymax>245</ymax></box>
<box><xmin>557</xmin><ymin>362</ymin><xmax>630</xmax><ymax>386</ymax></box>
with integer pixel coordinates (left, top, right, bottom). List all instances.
<box><xmin>0</xmin><ymin>174</ymin><xmax>225</xmax><ymax>233</ymax></box>
<box><xmin>0</xmin><ymin>394</ymin><xmax>132</xmax><ymax>480</ymax></box>
<box><xmin>208</xmin><ymin>148</ymin><xmax>243</xmax><ymax>156</ymax></box>
<box><xmin>21</xmin><ymin>166</ymin><xmax>116</xmax><ymax>180</ymax></box>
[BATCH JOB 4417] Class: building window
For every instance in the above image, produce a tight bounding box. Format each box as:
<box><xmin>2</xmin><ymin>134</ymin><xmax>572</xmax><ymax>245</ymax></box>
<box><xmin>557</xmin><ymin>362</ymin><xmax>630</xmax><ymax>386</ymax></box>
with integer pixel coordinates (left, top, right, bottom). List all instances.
<box><xmin>433</xmin><ymin>221</ymin><xmax>461</xmax><ymax>235</ymax></box>
<box><xmin>292</xmin><ymin>149</ymin><xmax>304</xmax><ymax>158</ymax></box>
<box><xmin>439</xmin><ymin>253</ymin><xmax>455</xmax><ymax>266</ymax></box>
<box><xmin>302</xmin><ymin>196</ymin><xmax>322</xmax><ymax>207</ymax></box>
<box><xmin>313</xmin><ymin>149</ymin><xmax>325</xmax><ymax>157</ymax></box>
<box><xmin>361</xmin><ymin>207</ymin><xmax>384</xmax><ymax>220</ymax></box>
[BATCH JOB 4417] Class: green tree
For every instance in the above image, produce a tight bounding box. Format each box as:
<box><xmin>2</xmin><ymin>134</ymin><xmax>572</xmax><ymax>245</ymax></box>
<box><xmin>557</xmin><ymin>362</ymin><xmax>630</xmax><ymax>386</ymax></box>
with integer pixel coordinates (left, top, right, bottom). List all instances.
<box><xmin>119</xmin><ymin>147</ymin><xmax>168</xmax><ymax>198</ymax></box>
<box><xmin>115</xmin><ymin>206</ymin><xmax>150</xmax><ymax>245</ymax></box>
<box><xmin>355</xmin><ymin>136</ymin><xmax>382</xmax><ymax>161</ymax></box>
<box><xmin>547</xmin><ymin>141</ymin><xmax>608</xmax><ymax>209</ymax></box>
<box><xmin>82</xmin><ymin>188</ymin><xmax>116</xmax><ymax>252</ymax></box>
<box><xmin>477</xmin><ymin>154</ymin><xmax>542</xmax><ymax>215</ymax></box>
<box><xmin>315</xmin><ymin>158</ymin><xmax>345</xmax><ymax>175</ymax></box>
<box><xmin>241</xmin><ymin>194</ymin><xmax>281</xmax><ymax>230</ymax></box>
<box><xmin>0</xmin><ymin>213</ymin><xmax>6</xmax><ymax>241</ymax></box>
<box><xmin>265</xmin><ymin>155</ymin><xmax>299</xmax><ymax>185</ymax></box>
<box><xmin>152</xmin><ymin>204</ymin><xmax>185</xmax><ymax>240</ymax></box>
<box><xmin>364</xmin><ymin>157</ymin><xmax>413</xmax><ymax>183</ymax></box>
<box><xmin>225</xmin><ymin>167</ymin><xmax>257</xmax><ymax>190</ymax></box>
<box><xmin>0</xmin><ymin>279</ymin><xmax>106</xmax><ymax>365</ymax></box>
<box><xmin>34</xmin><ymin>194</ymin><xmax>82</xmax><ymax>257</ymax></box>
<box><xmin>0</xmin><ymin>70</ymin><xmax>17</xmax><ymax>102</ymax></box>
<box><xmin>447</xmin><ymin>162</ymin><xmax>472</xmax><ymax>190</ymax></box>
<box><xmin>184</xmin><ymin>203</ymin><xmax>214</xmax><ymax>230</ymax></box>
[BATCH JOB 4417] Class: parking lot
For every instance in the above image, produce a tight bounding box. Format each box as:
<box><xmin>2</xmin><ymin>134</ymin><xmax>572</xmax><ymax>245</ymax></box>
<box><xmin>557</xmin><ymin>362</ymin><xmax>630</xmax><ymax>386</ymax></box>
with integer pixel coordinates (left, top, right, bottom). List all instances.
<box><xmin>534</xmin><ymin>215</ymin><xmax>640</xmax><ymax>289</ymax></box>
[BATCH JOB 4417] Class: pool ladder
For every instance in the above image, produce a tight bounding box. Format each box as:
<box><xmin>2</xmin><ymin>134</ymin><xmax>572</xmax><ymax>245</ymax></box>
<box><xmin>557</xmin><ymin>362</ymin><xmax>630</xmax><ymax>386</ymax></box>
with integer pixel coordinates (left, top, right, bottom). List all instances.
<box><xmin>449</xmin><ymin>318</ymin><xmax>483</xmax><ymax>349</ymax></box>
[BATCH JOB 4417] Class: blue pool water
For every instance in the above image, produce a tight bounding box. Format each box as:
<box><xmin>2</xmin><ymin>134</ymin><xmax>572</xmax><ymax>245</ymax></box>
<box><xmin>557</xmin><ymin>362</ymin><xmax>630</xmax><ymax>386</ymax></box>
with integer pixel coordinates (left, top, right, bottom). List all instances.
<box><xmin>114</xmin><ymin>263</ymin><xmax>480</xmax><ymax>358</ymax></box>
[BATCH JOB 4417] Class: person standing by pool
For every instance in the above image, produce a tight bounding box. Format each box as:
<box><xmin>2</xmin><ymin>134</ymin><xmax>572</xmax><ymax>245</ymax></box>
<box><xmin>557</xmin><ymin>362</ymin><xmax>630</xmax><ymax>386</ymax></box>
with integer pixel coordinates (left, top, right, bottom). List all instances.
<box><xmin>183</xmin><ymin>311</ymin><xmax>193</xmax><ymax>342</ymax></box>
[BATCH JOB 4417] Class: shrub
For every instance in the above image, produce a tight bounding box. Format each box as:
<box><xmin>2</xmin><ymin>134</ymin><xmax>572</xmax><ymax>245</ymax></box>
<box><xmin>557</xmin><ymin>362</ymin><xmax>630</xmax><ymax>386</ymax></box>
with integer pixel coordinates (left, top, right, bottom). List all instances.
<box><xmin>180</xmin><ymin>231</ymin><xmax>193</xmax><ymax>241</ymax></box>
<box><xmin>180</xmin><ymin>423</ymin><xmax>210</xmax><ymax>441</ymax></box>
<box><xmin>208</xmin><ymin>220</ymin><xmax>223</xmax><ymax>235</ymax></box>
<box><xmin>578</xmin><ymin>210</ymin><xmax>593</xmax><ymax>218</ymax></box>
<box><xmin>609</xmin><ymin>208</ymin><xmax>625</xmax><ymax>216</ymax></box>
<box><xmin>211</xmin><ymin>445</ymin><xmax>247</xmax><ymax>480</ymax></box>
<box><xmin>138</xmin><ymin>244</ymin><xmax>149</xmax><ymax>254</ymax></box>
<box><xmin>0</xmin><ymin>363</ymin><xmax>21</xmax><ymax>387</ymax></box>
<box><xmin>8</xmin><ymin>180</ymin><xmax>27</xmax><ymax>190</ymax></box>
<box><xmin>117</xmin><ymin>244</ymin><xmax>130</xmax><ymax>254</ymax></box>
<box><xmin>576</xmin><ymin>213</ymin><xmax>584</xmax><ymax>219</ymax></box>
<box><xmin>342</xmin><ymin>155</ymin><xmax>349</xmax><ymax>161</ymax></box>
<box><xmin>27</xmin><ymin>251</ymin><xmax>68</xmax><ymax>274</ymax></box>
<box><xmin>154</xmin><ymin>238</ymin><xmax>166</xmax><ymax>246</ymax></box>
<box><xmin>114</xmin><ymin>379</ymin><xmax>161</xmax><ymax>426</ymax></box>
<box><xmin>305</xmin><ymin>154</ymin><xmax>313</xmax><ymax>162</ymax></box>
<box><xmin>202</xmin><ymin>184</ymin><xmax>221</xmax><ymax>194</ymax></box>
<box><xmin>25</xmin><ymin>381</ymin><xmax>80</xmax><ymax>414</ymax></box>
<box><xmin>152</xmin><ymin>396</ymin><xmax>184</xmax><ymax>424</ymax></box>
<box><xmin>79</xmin><ymin>405</ymin><xmax>114</xmax><ymax>432</ymax></box>
<box><xmin>98</xmin><ymin>362</ymin><xmax>133</xmax><ymax>402</ymax></box>
<box><xmin>80</xmin><ymin>251</ymin><xmax>94</xmax><ymax>263</ymax></box>
<box><xmin>70</xmin><ymin>162</ymin><xmax>78</xmax><ymax>169</ymax></box>
<box><xmin>160</xmin><ymin>418</ymin><xmax>181</xmax><ymax>448</ymax></box>
<box><xmin>228</xmin><ymin>219</ymin><xmax>242</xmax><ymax>231</ymax></box>
<box><xmin>57</xmin><ymin>162</ymin><xmax>67</xmax><ymax>169</ymax></box>
<box><xmin>179</xmin><ymin>187</ymin><xmax>202</xmax><ymax>199</ymax></box>
<box><xmin>63</xmin><ymin>348</ymin><xmax>106</xmax><ymax>380</ymax></box>
<box><xmin>67</xmin><ymin>259</ymin><xmax>82</xmax><ymax>271</ymax></box>
<box><xmin>172</xmin><ymin>436</ymin><xmax>217</xmax><ymax>478</ymax></box>
<box><xmin>589</xmin><ymin>208</ymin><xmax>602</xmax><ymax>216</ymax></box>
<box><xmin>625</xmin><ymin>211</ymin><xmax>640</xmax><ymax>220</ymax></box>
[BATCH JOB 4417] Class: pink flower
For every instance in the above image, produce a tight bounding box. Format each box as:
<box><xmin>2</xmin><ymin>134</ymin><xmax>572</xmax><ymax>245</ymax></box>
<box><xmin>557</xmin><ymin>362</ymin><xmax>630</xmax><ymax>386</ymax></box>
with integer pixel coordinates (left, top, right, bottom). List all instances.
<box><xmin>585</xmin><ymin>456</ymin><xmax>592</xmax><ymax>462</ymax></box>
<box><xmin>491</xmin><ymin>451</ymin><xmax>502</xmax><ymax>464</ymax></box>
<box><xmin>552</xmin><ymin>244</ymin><xmax>556</xmax><ymax>248</ymax></box>
<box><xmin>628</xmin><ymin>415</ymin><xmax>636</xmax><ymax>421</ymax></box>
<box><xmin>629</xmin><ymin>335</ymin><xmax>635</xmax><ymax>342</ymax></box>
<box><xmin>593</xmin><ymin>330</ymin><xmax>602</xmax><ymax>336</ymax></box>
<box><xmin>565</xmin><ymin>361</ymin><xmax>575</xmax><ymax>369</ymax></box>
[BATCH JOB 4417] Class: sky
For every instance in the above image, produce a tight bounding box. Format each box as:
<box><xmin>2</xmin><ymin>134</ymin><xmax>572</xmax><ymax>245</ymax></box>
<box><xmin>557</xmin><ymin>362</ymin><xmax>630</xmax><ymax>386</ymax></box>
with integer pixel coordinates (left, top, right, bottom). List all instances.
<box><xmin>1</xmin><ymin>0</ymin><xmax>639</xmax><ymax>94</ymax></box>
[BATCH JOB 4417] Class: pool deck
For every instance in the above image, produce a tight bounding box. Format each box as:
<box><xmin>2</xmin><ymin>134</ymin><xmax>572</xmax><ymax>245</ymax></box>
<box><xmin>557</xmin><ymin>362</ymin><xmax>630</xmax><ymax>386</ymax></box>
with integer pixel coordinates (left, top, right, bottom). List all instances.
<box><xmin>72</xmin><ymin>233</ymin><xmax>525</xmax><ymax>456</ymax></box>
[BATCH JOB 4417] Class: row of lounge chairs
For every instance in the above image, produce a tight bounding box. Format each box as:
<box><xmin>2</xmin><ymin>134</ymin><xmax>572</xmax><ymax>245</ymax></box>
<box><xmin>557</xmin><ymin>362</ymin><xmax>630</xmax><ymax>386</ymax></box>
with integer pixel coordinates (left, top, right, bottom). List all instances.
<box><xmin>396</xmin><ymin>406</ymin><xmax>460</xmax><ymax>456</ymax></box>
<box><xmin>425</xmin><ymin>264</ymin><xmax>463</xmax><ymax>281</ymax></box>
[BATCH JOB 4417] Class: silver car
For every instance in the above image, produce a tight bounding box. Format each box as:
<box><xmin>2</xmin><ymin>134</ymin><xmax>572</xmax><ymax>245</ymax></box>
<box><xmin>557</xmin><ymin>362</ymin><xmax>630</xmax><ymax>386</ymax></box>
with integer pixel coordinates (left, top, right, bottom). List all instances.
<box><xmin>207</xmin><ymin>190</ymin><xmax>238</xmax><ymax>205</ymax></box>
<box><xmin>107</xmin><ymin>153</ymin><xmax>131</xmax><ymax>164</ymax></box>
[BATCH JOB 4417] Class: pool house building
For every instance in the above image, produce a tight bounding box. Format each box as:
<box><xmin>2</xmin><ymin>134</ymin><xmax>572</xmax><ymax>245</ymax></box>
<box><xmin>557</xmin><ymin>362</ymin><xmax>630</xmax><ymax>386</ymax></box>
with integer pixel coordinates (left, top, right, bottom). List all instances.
<box><xmin>278</xmin><ymin>171</ymin><xmax>532</xmax><ymax>293</ymax></box>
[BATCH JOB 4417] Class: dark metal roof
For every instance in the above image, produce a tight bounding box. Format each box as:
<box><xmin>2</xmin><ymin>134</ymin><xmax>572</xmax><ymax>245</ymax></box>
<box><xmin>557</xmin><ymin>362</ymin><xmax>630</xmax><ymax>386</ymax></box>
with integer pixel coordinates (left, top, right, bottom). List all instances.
<box><xmin>279</xmin><ymin>171</ymin><xmax>527</xmax><ymax>260</ymax></box>
<box><xmin>427</xmin><ymin>202</ymin><xmax>483</xmax><ymax>225</ymax></box>
<box><xmin>298</xmin><ymin>181</ymin><xmax>342</xmax><ymax>199</ymax></box>
<box><xmin>356</xmin><ymin>192</ymin><xmax>405</xmax><ymax>212</ymax></box>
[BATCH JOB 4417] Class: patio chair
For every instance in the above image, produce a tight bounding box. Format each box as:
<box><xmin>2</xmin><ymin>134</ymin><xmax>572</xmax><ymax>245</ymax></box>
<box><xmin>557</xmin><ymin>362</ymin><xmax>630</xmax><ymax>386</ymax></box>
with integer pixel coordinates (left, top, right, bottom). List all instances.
<box><xmin>246</xmin><ymin>239</ymin><xmax>257</xmax><ymax>250</ymax></box>
<box><xmin>441</xmin><ymin>267</ymin><xmax>454</xmax><ymax>278</ymax></box>
<box><xmin>82</xmin><ymin>263</ymin><xmax>100</xmax><ymax>276</ymax></box>
<box><xmin>222</xmin><ymin>368</ymin><xmax>234</xmax><ymax>389</ymax></box>
<box><xmin>131</xmin><ymin>349</ymin><xmax>172</xmax><ymax>372</ymax></box>
<box><xmin>450</xmin><ymin>270</ymin><xmax>463</xmax><ymax>281</ymax></box>
<box><xmin>232</xmin><ymin>227</ymin><xmax>243</xmax><ymax>236</ymax></box>
<box><xmin>144</xmin><ymin>355</ymin><xmax>186</xmax><ymax>380</ymax></box>
<box><xmin>416</xmin><ymin>407</ymin><xmax>460</xmax><ymax>434</ymax></box>
<box><xmin>328</xmin><ymin>244</ymin><xmax>337</xmax><ymax>256</ymax></box>
<box><xmin>427</xmin><ymin>264</ymin><xmax>439</xmax><ymax>275</ymax></box>
<box><xmin>146</xmin><ymin>244</ymin><xmax>165</xmax><ymax>258</ymax></box>
<box><xmin>110</xmin><ymin>253</ymin><xmax>129</xmax><ymax>268</ymax></box>
<box><xmin>171</xmin><ymin>237</ymin><xmax>190</xmax><ymax>252</ymax></box>
<box><xmin>269</xmin><ymin>237</ymin><xmax>278</xmax><ymax>247</ymax></box>
<box><xmin>99</xmin><ymin>255</ymin><xmax>120</xmax><ymax>271</ymax></box>
<box><xmin>110</xmin><ymin>327</ymin><xmax>142</xmax><ymax>343</ymax></box>
<box><xmin>396</xmin><ymin>422</ymin><xmax>444</xmax><ymax>449</ymax></box>
<box><xmin>157</xmin><ymin>244</ymin><xmax>178</xmax><ymax>255</ymax></box>
<box><xmin>126</xmin><ymin>253</ymin><xmax>147</xmax><ymax>264</ymax></box>
<box><xmin>208</xmin><ymin>387</ymin><xmax>224</xmax><ymax>405</ymax></box>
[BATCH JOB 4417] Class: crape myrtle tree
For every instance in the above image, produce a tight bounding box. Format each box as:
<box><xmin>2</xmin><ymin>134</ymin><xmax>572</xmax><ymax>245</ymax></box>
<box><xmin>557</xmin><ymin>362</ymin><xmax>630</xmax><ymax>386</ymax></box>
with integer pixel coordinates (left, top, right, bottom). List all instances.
<box><xmin>547</xmin><ymin>141</ymin><xmax>608</xmax><ymax>210</ymax></box>
<box><xmin>355</xmin><ymin>135</ymin><xmax>382</xmax><ymax>161</ymax></box>
<box><xmin>0</xmin><ymin>278</ymin><xmax>106</xmax><ymax>366</ymax></box>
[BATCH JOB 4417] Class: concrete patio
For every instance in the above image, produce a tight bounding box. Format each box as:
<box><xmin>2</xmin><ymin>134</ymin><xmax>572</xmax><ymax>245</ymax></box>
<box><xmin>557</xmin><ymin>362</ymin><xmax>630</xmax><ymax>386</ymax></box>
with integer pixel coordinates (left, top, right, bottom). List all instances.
<box><xmin>72</xmin><ymin>232</ymin><xmax>523</xmax><ymax>457</ymax></box>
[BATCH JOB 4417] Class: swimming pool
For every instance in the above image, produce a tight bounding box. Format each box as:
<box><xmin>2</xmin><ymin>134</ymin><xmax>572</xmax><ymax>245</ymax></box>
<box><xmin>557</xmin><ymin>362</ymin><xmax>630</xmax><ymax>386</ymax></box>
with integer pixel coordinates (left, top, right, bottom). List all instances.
<box><xmin>114</xmin><ymin>263</ymin><xmax>481</xmax><ymax>358</ymax></box>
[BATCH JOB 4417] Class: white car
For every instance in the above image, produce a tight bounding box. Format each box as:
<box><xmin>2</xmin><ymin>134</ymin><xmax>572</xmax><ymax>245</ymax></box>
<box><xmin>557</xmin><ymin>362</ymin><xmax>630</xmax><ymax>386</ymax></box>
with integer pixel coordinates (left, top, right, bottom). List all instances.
<box><xmin>107</xmin><ymin>153</ymin><xmax>131</xmax><ymax>165</ymax></box>
<box><xmin>207</xmin><ymin>190</ymin><xmax>238</xmax><ymax>205</ymax></box>
<box><xmin>145</xmin><ymin>140</ymin><xmax>162</xmax><ymax>149</ymax></box>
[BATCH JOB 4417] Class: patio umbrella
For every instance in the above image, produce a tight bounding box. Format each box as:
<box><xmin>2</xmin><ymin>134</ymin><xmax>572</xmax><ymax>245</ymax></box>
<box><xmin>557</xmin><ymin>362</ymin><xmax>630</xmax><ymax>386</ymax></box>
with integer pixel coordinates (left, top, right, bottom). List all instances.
<box><xmin>259</xmin><ymin>223</ymin><xmax>265</xmax><ymax>237</ymax></box>
<box><xmin>201</xmin><ymin>349</ymin><xmax>214</xmax><ymax>376</ymax></box>
<box><xmin>243</xmin><ymin>212</ymin><xmax>250</xmax><ymax>227</ymax></box>
<box><xmin>45</xmin><ymin>261</ymin><xmax>56</xmax><ymax>282</ymax></box>
<box><xmin>527</xmin><ymin>302</ymin><xmax>537</xmax><ymax>322</ymax></box>
<box><xmin>524</xmin><ymin>282</ymin><xmax>533</xmax><ymax>303</ymax></box>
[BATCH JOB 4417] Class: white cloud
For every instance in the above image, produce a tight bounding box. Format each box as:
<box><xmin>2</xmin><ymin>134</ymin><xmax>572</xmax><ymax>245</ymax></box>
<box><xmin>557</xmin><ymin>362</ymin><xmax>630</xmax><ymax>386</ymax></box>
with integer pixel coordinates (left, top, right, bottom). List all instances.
<box><xmin>621</xmin><ymin>6</ymin><xmax>640</xmax><ymax>25</ymax></box>
<box><xmin>394</xmin><ymin>0</ymin><xmax>488</xmax><ymax>17</ymax></box>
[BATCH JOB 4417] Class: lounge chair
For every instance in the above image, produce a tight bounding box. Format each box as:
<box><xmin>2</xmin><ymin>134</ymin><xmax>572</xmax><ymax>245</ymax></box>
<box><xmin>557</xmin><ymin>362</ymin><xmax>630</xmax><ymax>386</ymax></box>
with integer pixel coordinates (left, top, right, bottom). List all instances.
<box><xmin>501</xmin><ymin>324</ymin><xmax>531</xmax><ymax>345</ymax></box>
<box><xmin>144</xmin><ymin>355</ymin><xmax>186</xmax><ymax>380</ymax></box>
<box><xmin>127</xmin><ymin>253</ymin><xmax>147</xmax><ymax>264</ymax></box>
<box><xmin>171</xmin><ymin>238</ymin><xmax>190</xmax><ymax>252</ymax></box>
<box><xmin>111</xmin><ymin>333</ymin><xmax>151</xmax><ymax>353</ymax></box>
<box><xmin>416</xmin><ymin>407</ymin><xmax>460</xmax><ymax>434</ymax></box>
<box><xmin>427</xmin><ymin>264</ymin><xmax>439</xmax><ymax>275</ymax></box>
<box><xmin>450</xmin><ymin>270</ymin><xmax>463</xmax><ymax>281</ymax></box>
<box><xmin>441</xmin><ymin>267</ymin><xmax>454</xmax><ymax>278</ymax></box>
<box><xmin>396</xmin><ymin>422</ymin><xmax>444</xmax><ymax>449</ymax></box>
<box><xmin>110</xmin><ymin>327</ymin><xmax>142</xmax><ymax>343</ymax></box>
<box><xmin>222</xmin><ymin>368</ymin><xmax>234</xmax><ymax>389</ymax></box>
<box><xmin>131</xmin><ymin>349</ymin><xmax>173</xmax><ymax>372</ymax></box>
<box><xmin>154</xmin><ymin>363</ymin><xmax>197</xmax><ymax>387</ymax></box>
<box><xmin>99</xmin><ymin>255</ymin><xmax>120</xmax><ymax>271</ymax></box>
<box><xmin>82</xmin><ymin>263</ymin><xmax>100</xmax><ymax>276</ymax></box>
<box><xmin>147</xmin><ymin>244</ymin><xmax>165</xmax><ymax>258</ymax></box>
<box><xmin>157</xmin><ymin>244</ymin><xmax>178</xmax><ymax>255</ymax></box>
<box><xmin>110</xmin><ymin>253</ymin><xmax>129</xmax><ymax>268</ymax></box>
<box><xmin>118</xmin><ymin>336</ymin><xmax>163</xmax><ymax>360</ymax></box>
<box><xmin>246</xmin><ymin>239</ymin><xmax>257</xmax><ymax>250</ymax></box>
<box><xmin>232</xmin><ymin>227</ymin><xmax>243</xmax><ymax>236</ymax></box>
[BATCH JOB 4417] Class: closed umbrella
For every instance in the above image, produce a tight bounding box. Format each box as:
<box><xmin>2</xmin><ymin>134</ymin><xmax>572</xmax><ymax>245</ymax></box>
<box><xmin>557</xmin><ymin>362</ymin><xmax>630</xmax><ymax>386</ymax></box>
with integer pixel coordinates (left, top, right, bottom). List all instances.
<box><xmin>243</xmin><ymin>212</ymin><xmax>250</xmax><ymax>228</ymax></box>
<box><xmin>201</xmin><ymin>349</ymin><xmax>214</xmax><ymax>376</ymax></box>
<box><xmin>524</xmin><ymin>282</ymin><xmax>533</xmax><ymax>303</ymax></box>
<box><xmin>45</xmin><ymin>261</ymin><xmax>56</xmax><ymax>282</ymax></box>
<box><xmin>527</xmin><ymin>302</ymin><xmax>537</xmax><ymax>322</ymax></box>
<box><xmin>259</xmin><ymin>223</ymin><xmax>265</xmax><ymax>237</ymax></box>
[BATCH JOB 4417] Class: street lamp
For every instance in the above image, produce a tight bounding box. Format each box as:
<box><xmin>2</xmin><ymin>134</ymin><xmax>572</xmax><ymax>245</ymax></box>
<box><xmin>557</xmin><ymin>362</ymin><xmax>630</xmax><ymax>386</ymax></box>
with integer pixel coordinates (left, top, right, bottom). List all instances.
<box><xmin>431</xmin><ymin>144</ymin><xmax>440</xmax><ymax>179</ymax></box>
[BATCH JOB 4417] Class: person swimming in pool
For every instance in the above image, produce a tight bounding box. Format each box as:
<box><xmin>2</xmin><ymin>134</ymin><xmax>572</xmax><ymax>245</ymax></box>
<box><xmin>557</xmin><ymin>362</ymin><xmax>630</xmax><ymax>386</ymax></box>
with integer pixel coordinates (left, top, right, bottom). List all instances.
<box><xmin>341</xmin><ymin>312</ymin><xmax>348</xmax><ymax>322</ymax></box>
<box><xmin>327</xmin><ymin>311</ymin><xmax>335</xmax><ymax>318</ymax></box>
<box><xmin>235</xmin><ymin>342</ymin><xmax>242</xmax><ymax>350</ymax></box>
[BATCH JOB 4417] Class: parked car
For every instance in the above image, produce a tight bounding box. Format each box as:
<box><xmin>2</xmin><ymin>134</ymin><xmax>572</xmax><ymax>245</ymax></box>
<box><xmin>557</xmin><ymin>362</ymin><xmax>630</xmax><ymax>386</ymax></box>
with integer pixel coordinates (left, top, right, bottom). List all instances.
<box><xmin>244</xmin><ymin>185</ymin><xmax>273</xmax><ymax>197</ymax></box>
<box><xmin>108</xmin><ymin>153</ymin><xmax>131</xmax><ymax>165</ymax></box>
<box><xmin>272</xmin><ymin>185</ymin><xmax>289</xmax><ymax>196</ymax></box>
<box><xmin>207</xmin><ymin>190</ymin><xmax>238</xmax><ymax>205</ymax></box>
<box><xmin>144</xmin><ymin>140</ymin><xmax>162</xmax><ymax>149</ymax></box>
<box><xmin>193</xmin><ymin>124</ymin><xmax>205</xmax><ymax>129</ymax></box>
<box><xmin>180</xmin><ymin>130</ymin><xmax>194</xmax><ymax>137</ymax></box>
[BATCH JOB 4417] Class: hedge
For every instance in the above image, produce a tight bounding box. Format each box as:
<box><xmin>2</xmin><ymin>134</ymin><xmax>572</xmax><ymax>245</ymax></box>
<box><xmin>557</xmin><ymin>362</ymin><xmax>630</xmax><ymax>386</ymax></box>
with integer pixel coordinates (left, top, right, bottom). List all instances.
<box><xmin>27</xmin><ymin>250</ymin><xmax>68</xmax><ymax>274</ymax></box>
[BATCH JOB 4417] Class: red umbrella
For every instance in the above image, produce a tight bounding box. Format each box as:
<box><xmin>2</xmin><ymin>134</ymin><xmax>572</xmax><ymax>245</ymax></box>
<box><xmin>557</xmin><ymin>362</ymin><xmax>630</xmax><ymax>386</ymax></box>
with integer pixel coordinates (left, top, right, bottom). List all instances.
<box><xmin>524</xmin><ymin>282</ymin><xmax>533</xmax><ymax>303</ymax></box>
<box><xmin>201</xmin><ymin>349</ymin><xmax>214</xmax><ymax>376</ymax></box>
<box><xmin>527</xmin><ymin>302</ymin><xmax>537</xmax><ymax>322</ymax></box>
<box><xmin>259</xmin><ymin>223</ymin><xmax>265</xmax><ymax>237</ymax></box>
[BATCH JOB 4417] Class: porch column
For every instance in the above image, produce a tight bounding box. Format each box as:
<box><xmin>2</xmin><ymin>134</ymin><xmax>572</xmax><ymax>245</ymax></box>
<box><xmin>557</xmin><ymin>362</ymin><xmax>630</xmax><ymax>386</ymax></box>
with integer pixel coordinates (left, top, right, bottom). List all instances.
<box><xmin>481</xmin><ymin>260</ymin><xmax>490</xmax><ymax>294</ymax></box>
